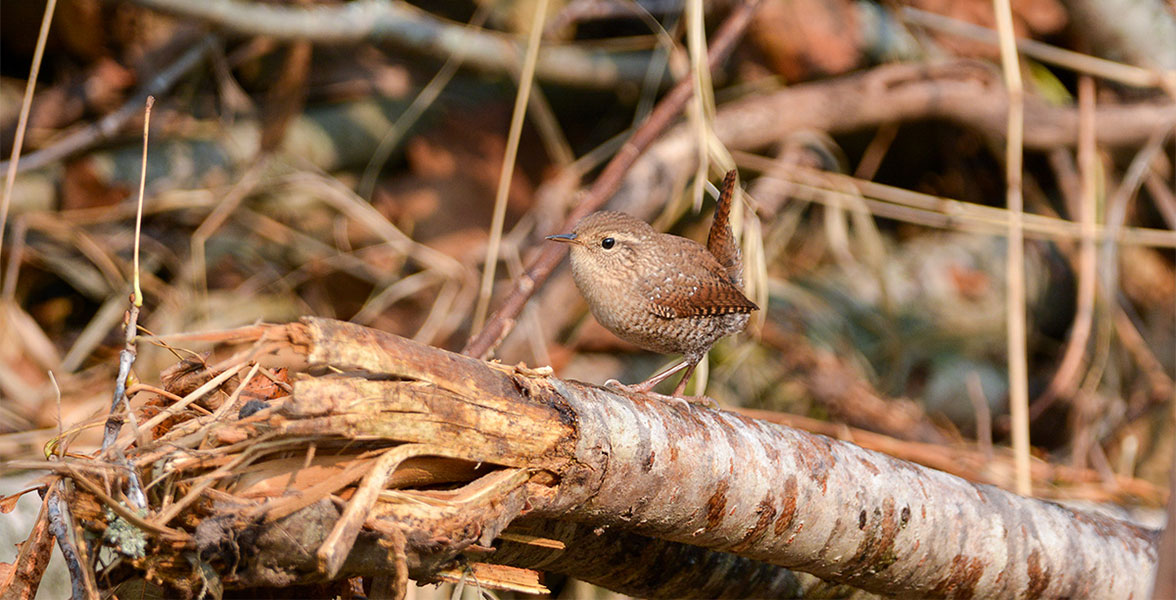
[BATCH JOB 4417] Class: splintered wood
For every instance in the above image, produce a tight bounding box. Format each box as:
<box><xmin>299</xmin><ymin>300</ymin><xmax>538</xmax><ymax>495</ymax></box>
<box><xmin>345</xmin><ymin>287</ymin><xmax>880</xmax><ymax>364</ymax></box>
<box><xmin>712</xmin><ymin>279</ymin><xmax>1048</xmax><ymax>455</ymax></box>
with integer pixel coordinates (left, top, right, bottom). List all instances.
<box><xmin>24</xmin><ymin>317</ymin><xmax>1160</xmax><ymax>599</ymax></box>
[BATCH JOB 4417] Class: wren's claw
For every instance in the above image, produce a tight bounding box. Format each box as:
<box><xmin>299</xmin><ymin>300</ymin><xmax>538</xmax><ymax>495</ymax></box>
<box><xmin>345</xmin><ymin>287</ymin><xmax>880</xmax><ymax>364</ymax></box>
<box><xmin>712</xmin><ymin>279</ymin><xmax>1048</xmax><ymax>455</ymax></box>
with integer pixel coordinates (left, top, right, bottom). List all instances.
<box><xmin>604</xmin><ymin>378</ymin><xmax>655</xmax><ymax>395</ymax></box>
<box><xmin>603</xmin><ymin>378</ymin><xmax>718</xmax><ymax>409</ymax></box>
<box><xmin>657</xmin><ymin>392</ymin><xmax>718</xmax><ymax>409</ymax></box>
<box><xmin>604</xmin><ymin>378</ymin><xmax>659</xmax><ymax>395</ymax></box>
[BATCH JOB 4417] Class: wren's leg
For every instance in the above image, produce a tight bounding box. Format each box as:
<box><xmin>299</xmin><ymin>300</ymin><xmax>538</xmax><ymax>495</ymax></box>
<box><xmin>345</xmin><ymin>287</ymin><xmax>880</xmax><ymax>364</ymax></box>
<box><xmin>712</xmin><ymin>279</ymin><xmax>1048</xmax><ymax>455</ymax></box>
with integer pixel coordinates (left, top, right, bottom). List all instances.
<box><xmin>606</xmin><ymin>359</ymin><xmax>716</xmax><ymax>408</ymax></box>
<box><xmin>669</xmin><ymin>361</ymin><xmax>718</xmax><ymax>407</ymax></box>
<box><xmin>670</xmin><ymin>361</ymin><xmax>699</xmax><ymax>397</ymax></box>
<box><xmin>605</xmin><ymin>358</ymin><xmax>690</xmax><ymax>393</ymax></box>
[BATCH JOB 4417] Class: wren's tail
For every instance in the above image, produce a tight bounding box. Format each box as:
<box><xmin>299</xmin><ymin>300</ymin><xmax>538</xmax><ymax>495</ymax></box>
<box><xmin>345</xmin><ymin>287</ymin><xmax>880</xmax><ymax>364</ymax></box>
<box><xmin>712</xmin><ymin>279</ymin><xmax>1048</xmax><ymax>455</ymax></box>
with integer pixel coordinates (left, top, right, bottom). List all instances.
<box><xmin>706</xmin><ymin>169</ymin><xmax>744</xmax><ymax>287</ymax></box>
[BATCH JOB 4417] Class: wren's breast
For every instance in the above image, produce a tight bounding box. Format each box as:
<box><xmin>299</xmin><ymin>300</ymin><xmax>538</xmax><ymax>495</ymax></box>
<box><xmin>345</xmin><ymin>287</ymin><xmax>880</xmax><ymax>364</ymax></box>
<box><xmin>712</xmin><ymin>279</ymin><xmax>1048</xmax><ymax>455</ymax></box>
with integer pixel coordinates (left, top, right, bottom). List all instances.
<box><xmin>569</xmin><ymin>255</ymin><xmax>646</xmax><ymax>338</ymax></box>
<box><xmin>570</xmin><ymin>253</ymin><xmax>748</xmax><ymax>358</ymax></box>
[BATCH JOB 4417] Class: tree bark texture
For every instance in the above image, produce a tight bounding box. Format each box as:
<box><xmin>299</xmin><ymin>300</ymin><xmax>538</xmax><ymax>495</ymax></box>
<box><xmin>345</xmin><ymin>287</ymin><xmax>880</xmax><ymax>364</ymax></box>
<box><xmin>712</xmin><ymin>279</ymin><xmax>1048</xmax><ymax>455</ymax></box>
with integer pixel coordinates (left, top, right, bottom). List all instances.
<box><xmin>276</xmin><ymin>318</ymin><xmax>1158</xmax><ymax>596</ymax></box>
<box><xmin>49</xmin><ymin>317</ymin><xmax>1159</xmax><ymax>598</ymax></box>
<box><xmin>486</xmin><ymin>517</ymin><xmax>873</xmax><ymax>598</ymax></box>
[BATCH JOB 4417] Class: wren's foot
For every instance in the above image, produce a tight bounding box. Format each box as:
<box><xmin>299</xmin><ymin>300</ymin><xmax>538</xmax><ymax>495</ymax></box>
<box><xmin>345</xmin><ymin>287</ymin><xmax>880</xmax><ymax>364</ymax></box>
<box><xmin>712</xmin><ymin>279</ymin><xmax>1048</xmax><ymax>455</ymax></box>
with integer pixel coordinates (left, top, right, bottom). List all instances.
<box><xmin>604</xmin><ymin>379</ymin><xmax>718</xmax><ymax>409</ymax></box>
<box><xmin>673</xmin><ymin>393</ymin><xmax>719</xmax><ymax>409</ymax></box>
<box><xmin>604</xmin><ymin>378</ymin><xmax>649</xmax><ymax>395</ymax></box>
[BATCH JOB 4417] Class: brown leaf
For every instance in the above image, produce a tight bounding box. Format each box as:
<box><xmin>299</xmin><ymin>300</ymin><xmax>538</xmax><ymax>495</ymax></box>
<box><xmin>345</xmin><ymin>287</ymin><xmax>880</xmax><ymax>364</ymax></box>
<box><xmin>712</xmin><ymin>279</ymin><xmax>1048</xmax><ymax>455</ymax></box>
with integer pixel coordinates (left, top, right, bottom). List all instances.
<box><xmin>748</xmin><ymin>0</ymin><xmax>863</xmax><ymax>81</ymax></box>
<box><xmin>56</xmin><ymin>0</ymin><xmax>109</xmax><ymax>61</ymax></box>
<box><xmin>60</xmin><ymin>157</ymin><xmax>131</xmax><ymax>211</ymax></box>
<box><xmin>260</xmin><ymin>40</ymin><xmax>312</xmax><ymax>153</ymax></box>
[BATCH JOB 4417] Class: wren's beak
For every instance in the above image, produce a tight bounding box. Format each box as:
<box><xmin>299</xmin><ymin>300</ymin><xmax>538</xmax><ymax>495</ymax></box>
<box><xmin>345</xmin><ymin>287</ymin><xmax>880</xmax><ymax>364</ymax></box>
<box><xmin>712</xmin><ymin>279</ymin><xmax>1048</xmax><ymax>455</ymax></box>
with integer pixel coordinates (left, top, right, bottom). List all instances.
<box><xmin>546</xmin><ymin>233</ymin><xmax>579</xmax><ymax>245</ymax></box>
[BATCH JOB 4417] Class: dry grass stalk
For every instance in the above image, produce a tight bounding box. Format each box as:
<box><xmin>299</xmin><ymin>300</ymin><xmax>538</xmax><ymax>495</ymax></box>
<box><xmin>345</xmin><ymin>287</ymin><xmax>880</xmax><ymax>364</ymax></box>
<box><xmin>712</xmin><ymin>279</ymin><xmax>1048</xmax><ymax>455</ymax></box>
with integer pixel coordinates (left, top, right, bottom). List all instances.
<box><xmin>0</xmin><ymin>0</ymin><xmax>57</xmax><ymax>266</ymax></box>
<box><xmin>991</xmin><ymin>0</ymin><xmax>1032</xmax><ymax>497</ymax></box>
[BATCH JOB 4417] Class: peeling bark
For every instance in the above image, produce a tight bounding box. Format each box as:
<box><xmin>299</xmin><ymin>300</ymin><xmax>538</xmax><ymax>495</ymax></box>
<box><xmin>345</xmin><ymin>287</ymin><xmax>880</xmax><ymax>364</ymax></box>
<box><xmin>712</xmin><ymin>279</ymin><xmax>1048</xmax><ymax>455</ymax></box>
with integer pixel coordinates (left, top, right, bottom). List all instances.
<box><xmin>0</xmin><ymin>491</ymin><xmax>55</xmax><ymax>600</ymax></box>
<box><xmin>291</xmin><ymin>319</ymin><xmax>1161</xmax><ymax>596</ymax></box>
<box><xmin>56</xmin><ymin>318</ymin><xmax>1159</xmax><ymax>598</ymax></box>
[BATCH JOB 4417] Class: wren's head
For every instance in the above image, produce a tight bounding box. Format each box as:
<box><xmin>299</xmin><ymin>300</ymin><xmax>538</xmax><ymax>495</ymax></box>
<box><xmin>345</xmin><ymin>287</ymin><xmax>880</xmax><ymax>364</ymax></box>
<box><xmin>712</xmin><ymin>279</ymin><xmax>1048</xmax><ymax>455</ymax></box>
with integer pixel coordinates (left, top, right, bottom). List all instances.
<box><xmin>546</xmin><ymin>211</ymin><xmax>656</xmax><ymax>278</ymax></box>
<box><xmin>546</xmin><ymin>211</ymin><xmax>659</xmax><ymax>331</ymax></box>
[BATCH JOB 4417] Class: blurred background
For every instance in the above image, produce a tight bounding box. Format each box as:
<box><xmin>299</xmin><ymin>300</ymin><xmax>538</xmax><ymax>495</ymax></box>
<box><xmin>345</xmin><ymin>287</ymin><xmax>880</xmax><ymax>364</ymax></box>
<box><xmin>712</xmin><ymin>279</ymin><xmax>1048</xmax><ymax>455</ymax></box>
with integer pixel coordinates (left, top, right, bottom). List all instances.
<box><xmin>1</xmin><ymin>0</ymin><xmax>1173</xmax><ymax>596</ymax></box>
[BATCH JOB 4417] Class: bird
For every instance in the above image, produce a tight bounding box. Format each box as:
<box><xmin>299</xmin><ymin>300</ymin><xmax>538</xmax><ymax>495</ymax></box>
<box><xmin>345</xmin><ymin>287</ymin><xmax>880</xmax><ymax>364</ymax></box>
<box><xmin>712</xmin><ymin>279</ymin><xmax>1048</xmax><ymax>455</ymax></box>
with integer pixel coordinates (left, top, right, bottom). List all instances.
<box><xmin>546</xmin><ymin>169</ymin><xmax>758</xmax><ymax>402</ymax></box>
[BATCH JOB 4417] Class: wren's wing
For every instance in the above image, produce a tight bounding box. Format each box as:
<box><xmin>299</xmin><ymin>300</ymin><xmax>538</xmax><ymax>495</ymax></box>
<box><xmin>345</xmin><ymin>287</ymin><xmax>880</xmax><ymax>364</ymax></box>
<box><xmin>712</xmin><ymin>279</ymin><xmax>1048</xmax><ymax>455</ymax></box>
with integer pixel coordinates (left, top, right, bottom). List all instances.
<box><xmin>706</xmin><ymin>170</ymin><xmax>743</xmax><ymax>287</ymax></box>
<box><xmin>643</xmin><ymin>239</ymin><xmax>758</xmax><ymax>319</ymax></box>
<box><xmin>647</xmin><ymin>281</ymin><xmax>758</xmax><ymax>319</ymax></box>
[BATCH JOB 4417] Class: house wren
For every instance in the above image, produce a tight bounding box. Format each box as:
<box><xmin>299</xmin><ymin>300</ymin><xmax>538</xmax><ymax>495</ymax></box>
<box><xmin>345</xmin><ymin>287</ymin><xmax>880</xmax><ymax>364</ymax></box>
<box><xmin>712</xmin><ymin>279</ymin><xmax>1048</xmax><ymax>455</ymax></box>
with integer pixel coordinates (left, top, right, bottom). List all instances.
<box><xmin>547</xmin><ymin>170</ymin><xmax>758</xmax><ymax>400</ymax></box>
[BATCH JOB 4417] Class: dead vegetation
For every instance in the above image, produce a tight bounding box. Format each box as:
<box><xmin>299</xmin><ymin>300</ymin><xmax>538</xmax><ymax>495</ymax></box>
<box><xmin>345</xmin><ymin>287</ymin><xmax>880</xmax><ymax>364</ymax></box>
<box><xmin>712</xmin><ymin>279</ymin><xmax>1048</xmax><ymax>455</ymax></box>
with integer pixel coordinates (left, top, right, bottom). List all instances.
<box><xmin>1</xmin><ymin>0</ymin><xmax>1174</xmax><ymax>598</ymax></box>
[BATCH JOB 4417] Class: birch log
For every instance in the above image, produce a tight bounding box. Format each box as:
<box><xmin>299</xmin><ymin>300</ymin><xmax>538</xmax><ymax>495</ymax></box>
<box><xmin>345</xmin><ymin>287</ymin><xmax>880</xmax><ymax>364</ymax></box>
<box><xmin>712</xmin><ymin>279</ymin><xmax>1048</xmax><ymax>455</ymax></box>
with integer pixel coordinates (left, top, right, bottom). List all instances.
<box><xmin>56</xmin><ymin>317</ymin><xmax>1158</xmax><ymax>598</ymax></box>
<box><xmin>281</xmin><ymin>318</ymin><xmax>1158</xmax><ymax>598</ymax></box>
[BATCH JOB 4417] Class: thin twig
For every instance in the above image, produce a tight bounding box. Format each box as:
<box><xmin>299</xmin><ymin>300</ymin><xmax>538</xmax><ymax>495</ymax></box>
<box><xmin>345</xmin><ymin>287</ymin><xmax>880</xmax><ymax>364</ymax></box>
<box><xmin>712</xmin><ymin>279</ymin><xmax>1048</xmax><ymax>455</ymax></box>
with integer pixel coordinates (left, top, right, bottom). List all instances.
<box><xmin>62</xmin><ymin>292</ymin><xmax>137</xmax><ymax>373</ymax></box>
<box><xmin>2</xmin><ymin>216</ymin><xmax>27</xmax><ymax>301</ymax></box>
<box><xmin>463</xmin><ymin>0</ymin><xmax>759</xmax><ymax>359</ymax></box>
<box><xmin>1090</xmin><ymin>121</ymin><xmax>1175</xmax><ymax>396</ymax></box>
<box><xmin>98</xmin><ymin>97</ymin><xmax>155</xmax><ymax>454</ymax></box>
<box><xmin>1111</xmin><ymin>307</ymin><xmax>1176</xmax><ymax>402</ymax></box>
<box><xmin>965</xmin><ymin>371</ymin><xmax>994</xmax><ymax>460</ymax></box>
<box><xmin>524</xmin><ymin>81</ymin><xmax>576</xmax><ymax>169</ymax></box>
<box><xmin>48</xmin><ymin>370</ymin><xmax>63</xmax><ymax>457</ymax></box>
<box><xmin>185</xmin><ymin>159</ymin><xmax>266</xmax><ymax>319</ymax></box>
<box><xmin>149</xmin><ymin>430</ymin><xmax>286</xmax><ymax>527</ymax></box>
<box><xmin>47</xmin><ymin>481</ymin><xmax>98</xmax><ymax>599</ymax></box>
<box><xmin>1144</xmin><ymin>171</ymin><xmax>1176</xmax><ymax>230</ymax></box>
<box><xmin>130</xmin><ymin>362</ymin><xmax>247</xmax><ymax>445</ymax></box>
<box><xmin>133</xmin><ymin>97</ymin><xmax>153</xmax><ymax>308</ymax></box>
<box><xmin>731</xmin><ymin>155</ymin><xmax>1176</xmax><ymax>248</ymax></box>
<box><xmin>97</xmin><ymin>299</ymin><xmax>140</xmax><ymax>455</ymax></box>
<box><xmin>1033</xmin><ymin>77</ymin><xmax>1099</xmax><ymax>417</ymax></box>
<box><xmin>204</xmin><ymin>362</ymin><xmax>262</xmax><ymax>436</ymax></box>
<box><xmin>61</xmin><ymin>463</ymin><xmax>185</xmax><ymax>539</ymax></box>
<box><xmin>686</xmin><ymin>0</ymin><xmax>713</xmax><ymax>210</ymax></box>
<box><xmin>852</xmin><ymin>123</ymin><xmax>899</xmax><ymax>181</ymax></box>
<box><xmin>358</xmin><ymin>4</ymin><xmax>492</xmax><ymax>199</ymax></box>
<box><xmin>285</xmin><ymin>171</ymin><xmax>464</xmax><ymax>277</ymax></box>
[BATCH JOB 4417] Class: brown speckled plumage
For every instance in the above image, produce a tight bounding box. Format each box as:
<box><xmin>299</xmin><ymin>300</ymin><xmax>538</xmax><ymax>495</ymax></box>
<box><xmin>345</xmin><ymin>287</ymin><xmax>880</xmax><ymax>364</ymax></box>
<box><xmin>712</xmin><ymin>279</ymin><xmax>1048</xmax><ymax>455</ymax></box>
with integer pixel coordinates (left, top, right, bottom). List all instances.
<box><xmin>548</xmin><ymin>170</ymin><xmax>757</xmax><ymax>399</ymax></box>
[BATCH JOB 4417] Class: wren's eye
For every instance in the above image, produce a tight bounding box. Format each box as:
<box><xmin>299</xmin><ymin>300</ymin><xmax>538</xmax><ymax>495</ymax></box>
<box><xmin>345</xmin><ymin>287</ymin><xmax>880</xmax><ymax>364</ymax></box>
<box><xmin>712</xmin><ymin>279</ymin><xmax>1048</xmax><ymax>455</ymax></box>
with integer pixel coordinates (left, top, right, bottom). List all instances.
<box><xmin>601</xmin><ymin>237</ymin><xmax>616</xmax><ymax>250</ymax></box>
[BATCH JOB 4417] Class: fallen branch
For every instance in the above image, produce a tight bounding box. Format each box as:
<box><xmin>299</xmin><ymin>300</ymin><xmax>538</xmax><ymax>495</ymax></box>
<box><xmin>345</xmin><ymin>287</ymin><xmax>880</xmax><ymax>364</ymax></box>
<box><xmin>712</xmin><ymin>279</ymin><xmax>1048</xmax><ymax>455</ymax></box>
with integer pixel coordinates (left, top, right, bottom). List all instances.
<box><xmin>48</xmin><ymin>317</ymin><xmax>1159</xmax><ymax>598</ymax></box>
<box><xmin>120</xmin><ymin>0</ymin><xmax>659</xmax><ymax>89</ymax></box>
